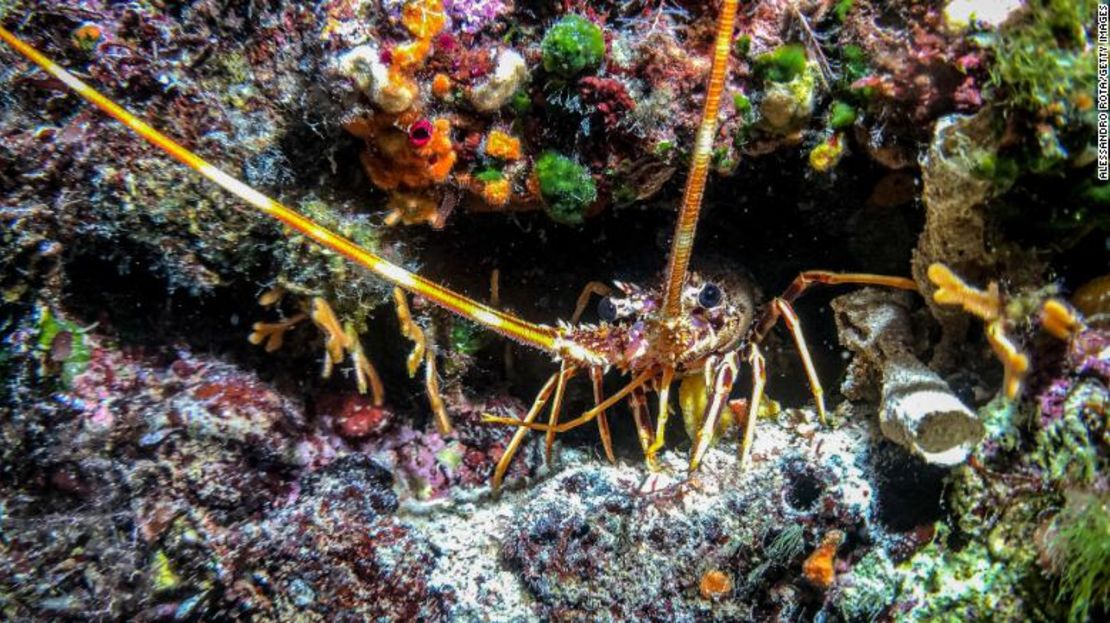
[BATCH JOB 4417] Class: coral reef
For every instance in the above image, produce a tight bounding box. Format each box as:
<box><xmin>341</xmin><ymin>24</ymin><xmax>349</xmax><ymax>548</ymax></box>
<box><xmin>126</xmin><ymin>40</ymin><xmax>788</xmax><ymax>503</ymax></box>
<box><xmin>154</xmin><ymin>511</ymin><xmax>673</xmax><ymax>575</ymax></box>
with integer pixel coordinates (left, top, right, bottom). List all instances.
<box><xmin>0</xmin><ymin>0</ymin><xmax>1106</xmax><ymax>621</ymax></box>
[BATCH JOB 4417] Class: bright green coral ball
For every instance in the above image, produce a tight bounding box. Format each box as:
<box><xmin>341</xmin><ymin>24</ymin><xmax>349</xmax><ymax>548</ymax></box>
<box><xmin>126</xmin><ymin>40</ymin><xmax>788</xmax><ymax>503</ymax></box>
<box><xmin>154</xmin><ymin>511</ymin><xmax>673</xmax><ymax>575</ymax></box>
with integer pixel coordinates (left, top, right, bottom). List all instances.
<box><xmin>755</xmin><ymin>43</ymin><xmax>807</xmax><ymax>83</ymax></box>
<box><xmin>541</xmin><ymin>15</ymin><xmax>605</xmax><ymax>78</ymax></box>
<box><xmin>534</xmin><ymin>152</ymin><xmax>596</xmax><ymax>225</ymax></box>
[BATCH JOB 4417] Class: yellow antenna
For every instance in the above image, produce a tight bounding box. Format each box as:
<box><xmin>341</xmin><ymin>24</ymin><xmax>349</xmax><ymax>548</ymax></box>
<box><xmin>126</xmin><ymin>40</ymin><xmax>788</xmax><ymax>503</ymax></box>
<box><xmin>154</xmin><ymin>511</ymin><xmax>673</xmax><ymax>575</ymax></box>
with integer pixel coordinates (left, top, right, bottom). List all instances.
<box><xmin>0</xmin><ymin>26</ymin><xmax>563</xmax><ymax>352</ymax></box>
<box><xmin>660</xmin><ymin>0</ymin><xmax>740</xmax><ymax>319</ymax></box>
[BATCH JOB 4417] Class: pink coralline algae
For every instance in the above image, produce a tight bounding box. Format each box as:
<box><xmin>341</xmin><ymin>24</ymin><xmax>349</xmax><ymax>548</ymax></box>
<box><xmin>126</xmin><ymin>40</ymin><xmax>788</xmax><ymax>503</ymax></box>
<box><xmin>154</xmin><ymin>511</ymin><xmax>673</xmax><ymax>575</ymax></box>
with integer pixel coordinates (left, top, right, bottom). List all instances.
<box><xmin>1036</xmin><ymin>325</ymin><xmax>1109</xmax><ymax>424</ymax></box>
<box><xmin>444</xmin><ymin>0</ymin><xmax>512</xmax><ymax>35</ymax></box>
<box><xmin>387</xmin><ymin>393</ymin><xmax>538</xmax><ymax>499</ymax></box>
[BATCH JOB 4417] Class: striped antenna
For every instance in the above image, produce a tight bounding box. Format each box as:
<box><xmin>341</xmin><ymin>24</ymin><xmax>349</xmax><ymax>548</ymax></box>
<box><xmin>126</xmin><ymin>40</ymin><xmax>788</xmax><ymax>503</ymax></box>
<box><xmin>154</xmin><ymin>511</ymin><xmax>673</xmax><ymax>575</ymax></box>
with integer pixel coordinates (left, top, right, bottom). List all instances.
<box><xmin>660</xmin><ymin>0</ymin><xmax>739</xmax><ymax>319</ymax></box>
<box><xmin>0</xmin><ymin>26</ymin><xmax>562</xmax><ymax>352</ymax></box>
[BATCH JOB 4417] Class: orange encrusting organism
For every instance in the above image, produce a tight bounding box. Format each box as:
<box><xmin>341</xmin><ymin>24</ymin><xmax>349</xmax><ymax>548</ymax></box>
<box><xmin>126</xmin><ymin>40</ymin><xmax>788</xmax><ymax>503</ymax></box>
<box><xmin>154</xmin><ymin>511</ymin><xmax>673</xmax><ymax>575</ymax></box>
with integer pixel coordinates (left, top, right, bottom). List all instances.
<box><xmin>802</xmin><ymin>529</ymin><xmax>844</xmax><ymax>589</ymax></box>
<box><xmin>401</xmin><ymin>0</ymin><xmax>447</xmax><ymax>40</ymax></box>
<box><xmin>480</xmin><ymin>178</ymin><xmax>512</xmax><ymax>207</ymax></box>
<box><xmin>355</xmin><ymin>117</ymin><xmax>457</xmax><ymax>191</ymax></box>
<box><xmin>661</xmin><ymin>0</ymin><xmax>739</xmax><ymax>320</ymax></box>
<box><xmin>698</xmin><ymin>569</ymin><xmax>732</xmax><ymax>600</ymax></box>
<box><xmin>0</xmin><ymin>26</ymin><xmax>566</xmax><ymax>354</ymax></box>
<box><xmin>431</xmin><ymin>72</ymin><xmax>452</xmax><ymax>98</ymax></box>
<box><xmin>485</xmin><ymin>130</ymin><xmax>522</xmax><ymax>161</ymax></box>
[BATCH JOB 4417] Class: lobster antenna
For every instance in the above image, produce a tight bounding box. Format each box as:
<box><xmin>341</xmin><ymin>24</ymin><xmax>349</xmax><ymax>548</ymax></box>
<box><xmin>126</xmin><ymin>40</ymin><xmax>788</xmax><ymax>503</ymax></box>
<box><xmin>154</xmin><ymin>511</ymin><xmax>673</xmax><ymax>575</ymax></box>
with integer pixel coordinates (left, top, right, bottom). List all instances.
<box><xmin>660</xmin><ymin>0</ymin><xmax>739</xmax><ymax>319</ymax></box>
<box><xmin>0</xmin><ymin>26</ymin><xmax>561</xmax><ymax>352</ymax></box>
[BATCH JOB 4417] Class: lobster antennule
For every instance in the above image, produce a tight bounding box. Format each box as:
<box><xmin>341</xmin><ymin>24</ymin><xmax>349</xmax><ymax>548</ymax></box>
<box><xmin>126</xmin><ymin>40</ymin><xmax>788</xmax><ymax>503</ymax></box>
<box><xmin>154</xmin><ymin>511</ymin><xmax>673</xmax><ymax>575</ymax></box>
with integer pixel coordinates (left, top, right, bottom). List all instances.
<box><xmin>0</xmin><ymin>25</ymin><xmax>566</xmax><ymax>353</ymax></box>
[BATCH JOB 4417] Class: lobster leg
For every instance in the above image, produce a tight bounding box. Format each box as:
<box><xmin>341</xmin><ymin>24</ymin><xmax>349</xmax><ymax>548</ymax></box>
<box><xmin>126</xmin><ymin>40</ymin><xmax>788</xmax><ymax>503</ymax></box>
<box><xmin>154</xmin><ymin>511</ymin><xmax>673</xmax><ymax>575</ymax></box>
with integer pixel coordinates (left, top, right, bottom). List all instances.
<box><xmin>484</xmin><ymin>369</ymin><xmax>654</xmax><ymax>433</ymax></box>
<box><xmin>752</xmin><ymin>270</ymin><xmax>917</xmax><ymax>341</ymax></box>
<box><xmin>491</xmin><ymin>370</ymin><xmax>561</xmax><ymax>493</ymax></box>
<box><xmin>569</xmin><ymin>283</ymin><xmax>616</xmax><ymax>464</ymax></box>
<box><xmin>688</xmin><ymin>351</ymin><xmax>741</xmax><ymax>472</ymax></box>
<box><xmin>739</xmin><ymin>344</ymin><xmax>766</xmax><ymax>470</ymax></box>
<box><xmin>764</xmin><ymin>298</ymin><xmax>827</xmax><ymax>424</ymax></box>
<box><xmin>591</xmin><ymin>367</ymin><xmax>616</xmax><ymax>464</ymax></box>
<box><xmin>628</xmin><ymin>386</ymin><xmax>653</xmax><ymax>459</ymax></box>
<box><xmin>749</xmin><ymin>272</ymin><xmax>917</xmax><ymax>424</ymax></box>
<box><xmin>646</xmin><ymin>366</ymin><xmax>676</xmax><ymax>470</ymax></box>
<box><xmin>543</xmin><ymin>362</ymin><xmax>579</xmax><ymax>464</ymax></box>
<box><xmin>571</xmin><ymin>281</ymin><xmax>614</xmax><ymax>325</ymax></box>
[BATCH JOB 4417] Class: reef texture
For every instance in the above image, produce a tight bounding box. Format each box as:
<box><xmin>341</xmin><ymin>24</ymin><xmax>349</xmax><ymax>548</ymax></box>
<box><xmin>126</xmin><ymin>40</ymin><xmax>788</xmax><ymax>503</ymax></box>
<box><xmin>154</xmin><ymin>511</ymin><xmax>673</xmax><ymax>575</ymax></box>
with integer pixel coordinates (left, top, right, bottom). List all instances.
<box><xmin>0</xmin><ymin>0</ymin><xmax>1107</xmax><ymax>621</ymax></box>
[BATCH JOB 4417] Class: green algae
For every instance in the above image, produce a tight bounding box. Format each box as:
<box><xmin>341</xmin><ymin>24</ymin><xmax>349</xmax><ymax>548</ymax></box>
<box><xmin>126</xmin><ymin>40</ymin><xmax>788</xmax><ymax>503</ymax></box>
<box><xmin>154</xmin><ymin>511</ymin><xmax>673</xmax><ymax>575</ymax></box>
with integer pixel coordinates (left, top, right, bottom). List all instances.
<box><xmin>1046</xmin><ymin>490</ymin><xmax>1110</xmax><ymax>622</ymax></box>
<box><xmin>541</xmin><ymin>15</ymin><xmax>605</xmax><ymax>78</ymax></box>
<box><xmin>827</xmin><ymin>100</ymin><xmax>857</xmax><ymax>129</ymax></box>
<box><xmin>534</xmin><ymin>152</ymin><xmax>596</xmax><ymax>225</ymax></box>
<box><xmin>35</xmin><ymin>307</ymin><xmax>90</xmax><ymax>387</ymax></box>
<box><xmin>754</xmin><ymin>44</ymin><xmax>807</xmax><ymax>83</ymax></box>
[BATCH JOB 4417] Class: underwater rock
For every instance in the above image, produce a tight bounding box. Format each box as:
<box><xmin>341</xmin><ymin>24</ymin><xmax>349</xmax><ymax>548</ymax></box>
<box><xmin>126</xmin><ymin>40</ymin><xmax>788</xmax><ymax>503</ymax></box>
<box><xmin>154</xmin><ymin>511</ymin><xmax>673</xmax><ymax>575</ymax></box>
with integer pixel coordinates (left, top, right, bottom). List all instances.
<box><xmin>235</xmin><ymin>454</ymin><xmax>452</xmax><ymax>620</ymax></box>
<box><xmin>339</xmin><ymin>43</ymin><xmax>416</xmax><ymax>113</ymax></box>
<box><xmin>2</xmin><ymin>1</ymin><xmax>1107</xmax><ymax>621</ymax></box>
<box><xmin>467</xmin><ymin>48</ymin><xmax>527</xmax><ymax>112</ymax></box>
<box><xmin>833</xmin><ymin>288</ymin><xmax>984</xmax><ymax>464</ymax></box>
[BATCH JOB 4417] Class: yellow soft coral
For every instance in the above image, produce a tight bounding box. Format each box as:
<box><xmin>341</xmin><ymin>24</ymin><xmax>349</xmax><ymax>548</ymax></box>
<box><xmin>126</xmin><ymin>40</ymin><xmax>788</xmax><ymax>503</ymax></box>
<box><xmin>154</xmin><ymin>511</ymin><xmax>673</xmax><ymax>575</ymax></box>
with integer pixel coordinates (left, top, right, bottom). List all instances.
<box><xmin>925</xmin><ymin>263</ymin><xmax>1092</xmax><ymax>401</ymax></box>
<box><xmin>927</xmin><ymin>263</ymin><xmax>1001</xmax><ymax>321</ymax></box>
<box><xmin>928</xmin><ymin>263</ymin><xmax>1029</xmax><ymax>399</ymax></box>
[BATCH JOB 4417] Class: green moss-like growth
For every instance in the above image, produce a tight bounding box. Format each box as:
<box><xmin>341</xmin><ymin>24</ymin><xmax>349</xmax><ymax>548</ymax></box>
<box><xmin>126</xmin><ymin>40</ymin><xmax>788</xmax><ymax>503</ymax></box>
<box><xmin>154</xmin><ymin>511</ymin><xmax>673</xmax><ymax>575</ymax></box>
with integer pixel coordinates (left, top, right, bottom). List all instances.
<box><xmin>449</xmin><ymin>318</ymin><xmax>490</xmax><ymax>356</ymax></box>
<box><xmin>828</xmin><ymin>100</ymin><xmax>857</xmax><ymax>129</ymax></box>
<box><xmin>734</xmin><ymin>34</ymin><xmax>752</xmax><ymax>58</ymax></box>
<box><xmin>510</xmin><ymin>89</ymin><xmax>532</xmax><ymax>115</ymax></box>
<box><xmin>754</xmin><ymin>43</ymin><xmax>807</xmax><ymax>83</ymax></box>
<box><xmin>541</xmin><ymin>15</ymin><xmax>605</xmax><ymax>78</ymax></box>
<box><xmin>35</xmin><ymin>306</ymin><xmax>91</xmax><ymax>387</ymax></box>
<box><xmin>836</xmin><ymin>550</ymin><xmax>902</xmax><ymax>621</ymax></box>
<box><xmin>733</xmin><ymin>92</ymin><xmax>752</xmax><ymax>115</ymax></box>
<box><xmin>989</xmin><ymin>0</ymin><xmax>1096</xmax><ymax>114</ymax></box>
<box><xmin>834</xmin><ymin>0</ymin><xmax>854</xmax><ymax>23</ymax></box>
<box><xmin>474</xmin><ymin>168</ymin><xmax>504</xmax><ymax>183</ymax></box>
<box><xmin>1046</xmin><ymin>490</ymin><xmax>1110</xmax><ymax>622</ymax></box>
<box><xmin>841</xmin><ymin>45</ymin><xmax>869</xmax><ymax>83</ymax></box>
<box><xmin>534</xmin><ymin>152</ymin><xmax>596</xmax><ymax>225</ymax></box>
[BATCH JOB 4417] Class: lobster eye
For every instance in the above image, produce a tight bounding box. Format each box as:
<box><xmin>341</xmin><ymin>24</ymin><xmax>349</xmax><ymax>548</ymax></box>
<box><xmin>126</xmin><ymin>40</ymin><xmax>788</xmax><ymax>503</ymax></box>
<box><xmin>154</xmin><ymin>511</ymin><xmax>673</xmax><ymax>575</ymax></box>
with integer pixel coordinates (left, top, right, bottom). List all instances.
<box><xmin>698</xmin><ymin>283</ymin><xmax>722</xmax><ymax>308</ymax></box>
<box><xmin>597</xmin><ymin>297</ymin><xmax>618</xmax><ymax>322</ymax></box>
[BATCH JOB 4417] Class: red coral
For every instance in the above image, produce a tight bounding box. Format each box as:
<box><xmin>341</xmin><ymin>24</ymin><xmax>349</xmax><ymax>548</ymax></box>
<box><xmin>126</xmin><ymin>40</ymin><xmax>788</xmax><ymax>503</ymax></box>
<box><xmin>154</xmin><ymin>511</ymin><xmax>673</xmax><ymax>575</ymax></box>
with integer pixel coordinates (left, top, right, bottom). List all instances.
<box><xmin>578</xmin><ymin>76</ymin><xmax>635</xmax><ymax>133</ymax></box>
